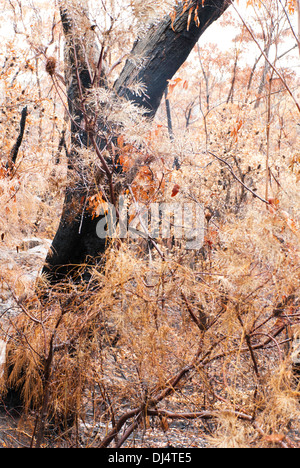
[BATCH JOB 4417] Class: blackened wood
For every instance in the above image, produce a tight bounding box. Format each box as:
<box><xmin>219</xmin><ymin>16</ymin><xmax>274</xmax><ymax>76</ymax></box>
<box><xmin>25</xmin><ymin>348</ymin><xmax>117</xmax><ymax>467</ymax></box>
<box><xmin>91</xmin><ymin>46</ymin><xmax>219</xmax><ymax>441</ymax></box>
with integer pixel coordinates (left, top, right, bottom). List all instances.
<box><xmin>114</xmin><ymin>0</ymin><xmax>231</xmax><ymax>116</ymax></box>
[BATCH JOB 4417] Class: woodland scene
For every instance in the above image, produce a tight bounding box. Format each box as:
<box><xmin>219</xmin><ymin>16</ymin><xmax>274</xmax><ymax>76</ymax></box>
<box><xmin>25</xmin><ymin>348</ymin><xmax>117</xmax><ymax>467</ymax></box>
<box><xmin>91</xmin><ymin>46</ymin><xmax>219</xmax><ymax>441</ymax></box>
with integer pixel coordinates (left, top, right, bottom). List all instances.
<box><xmin>0</xmin><ymin>0</ymin><xmax>299</xmax><ymax>449</ymax></box>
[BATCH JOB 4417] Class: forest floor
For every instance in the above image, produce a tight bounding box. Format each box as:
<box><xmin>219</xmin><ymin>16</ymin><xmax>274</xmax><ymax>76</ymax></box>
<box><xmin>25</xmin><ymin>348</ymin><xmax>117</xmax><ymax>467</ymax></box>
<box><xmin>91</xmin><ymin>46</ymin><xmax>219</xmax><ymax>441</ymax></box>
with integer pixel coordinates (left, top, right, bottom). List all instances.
<box><xmin>0</xmin><ymin>239</ymin><xmax>210</xmax><ymax>448</ymax></box>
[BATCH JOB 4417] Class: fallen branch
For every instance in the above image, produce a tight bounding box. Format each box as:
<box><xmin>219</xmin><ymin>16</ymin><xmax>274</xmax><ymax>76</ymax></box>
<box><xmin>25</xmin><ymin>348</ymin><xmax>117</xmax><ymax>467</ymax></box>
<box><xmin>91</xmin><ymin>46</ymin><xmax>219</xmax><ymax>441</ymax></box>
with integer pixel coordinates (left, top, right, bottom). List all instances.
<box><xmin>97</xmin><ymin>407</ymin><xmax>142</xmax><ymax>448</ymax></box>
<box><xmin>147</xmin><ymin>408</ymin><xmax>252</xmax><ymax>421</ymax></box>
<box><xmin>181</xmin><ymin>291</ymin><xmax>207</xmax><ymax>331</ymax></box>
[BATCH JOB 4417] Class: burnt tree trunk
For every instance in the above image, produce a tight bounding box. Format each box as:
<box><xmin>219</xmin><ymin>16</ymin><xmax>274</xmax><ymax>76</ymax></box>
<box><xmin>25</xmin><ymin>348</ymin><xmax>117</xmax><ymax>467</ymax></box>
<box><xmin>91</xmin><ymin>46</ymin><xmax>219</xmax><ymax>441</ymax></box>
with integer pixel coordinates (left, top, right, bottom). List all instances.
<box><xmin>43</xmin><ymin>0</ymin><xmax>231</xmax><ymax>283</ymax></box>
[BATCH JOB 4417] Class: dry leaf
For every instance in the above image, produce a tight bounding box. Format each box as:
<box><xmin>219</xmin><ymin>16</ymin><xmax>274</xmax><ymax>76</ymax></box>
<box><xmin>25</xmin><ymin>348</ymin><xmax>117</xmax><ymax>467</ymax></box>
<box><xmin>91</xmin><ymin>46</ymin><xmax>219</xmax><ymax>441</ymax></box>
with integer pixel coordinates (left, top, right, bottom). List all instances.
<box><xmin>268</xmin><ymin>198</ymin><xmax>279</xmax><ymax>207</ymax></box>
<box><xmin>171</xmin><ymin>184</ymin><xmax>180</xmax><ymax>197</ymax></box>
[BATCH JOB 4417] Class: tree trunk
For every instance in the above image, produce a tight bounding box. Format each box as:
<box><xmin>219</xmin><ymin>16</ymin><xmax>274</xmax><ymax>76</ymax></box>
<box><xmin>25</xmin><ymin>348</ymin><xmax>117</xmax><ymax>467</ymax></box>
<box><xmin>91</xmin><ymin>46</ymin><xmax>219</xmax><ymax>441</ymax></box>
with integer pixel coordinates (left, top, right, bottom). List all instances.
<box><xmin>43</xmin><ymin>0</ymin><xmax>231</xmax><ymax>283</ymax></box>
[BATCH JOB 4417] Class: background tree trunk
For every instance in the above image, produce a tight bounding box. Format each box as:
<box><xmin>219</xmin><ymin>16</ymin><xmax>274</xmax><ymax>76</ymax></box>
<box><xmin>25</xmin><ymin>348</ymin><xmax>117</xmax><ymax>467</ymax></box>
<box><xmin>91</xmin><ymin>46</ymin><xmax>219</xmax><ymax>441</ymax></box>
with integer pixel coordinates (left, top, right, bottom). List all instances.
<box><xmin>42</xmin><ymin>0</ymin><xmax>231</xmax><ymax>283</ymax></box>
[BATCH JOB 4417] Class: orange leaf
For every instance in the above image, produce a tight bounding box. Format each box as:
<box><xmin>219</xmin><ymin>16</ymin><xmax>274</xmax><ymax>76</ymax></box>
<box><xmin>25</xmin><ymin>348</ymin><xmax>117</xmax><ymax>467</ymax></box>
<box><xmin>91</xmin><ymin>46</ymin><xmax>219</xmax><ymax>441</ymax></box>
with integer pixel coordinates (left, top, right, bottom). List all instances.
<box><xmin>204</xmin><ymin>236</ymin><xmax>213</xmax><ymax>248</ymax></box>
<box><xmin>117</xmin><ymin>135</ymin><xmax>124</xmax><ymax>148</ymax></box>
<box><xmin>268</xmin><ymin>198</ymin><xmax>279</xmax><ymax>208</ymax></box>
<box><xmin>119</xmin><ymin>154</ymin><xmax>133</xmax><ymax>172</ymax></box>
<box><xmin>154</xmin><ymin>124</ymin><xmax>163</xmax><ymax>137</ymax></box>
<box><xmin>287</xmin><ymin>0</ymin><xmax>296</xmax><ymax>14</ymax></box>
<box><xmin>194</xmin><ymin>5</ymin><xmax>200</xmax><ymax>27</ymax></box>
<box><xmin>87</xmin><ymin>193</ymin><xmax>109</xmax><ymax>219</ymax></box>
<box><xmin>128</xmin><ymin>211</ymin><xmax>137</xmax><ymax>224</ymax></box>
<box><xmin>171</xmin><ymin>184</ymin><xmax>180</xmax><ymax>197</ymax></box>
<box><xmin>182</xmin><ymin>1</ymin><xmax>191</xmax><ymax>14</ymax></box>
<box><xmin>0</xmin><ymin>166</ymin><xmax>8</xmax><ymax>179</ymax></box>
<box><xmin>230</xmin><ymin>118</ymin><xmax>243</xmax><ymax>142</ymax></box>
<box><xmin>284</xmin><ymin>214</ymin><xmax>298</xmax><ymax>234</ymax></box>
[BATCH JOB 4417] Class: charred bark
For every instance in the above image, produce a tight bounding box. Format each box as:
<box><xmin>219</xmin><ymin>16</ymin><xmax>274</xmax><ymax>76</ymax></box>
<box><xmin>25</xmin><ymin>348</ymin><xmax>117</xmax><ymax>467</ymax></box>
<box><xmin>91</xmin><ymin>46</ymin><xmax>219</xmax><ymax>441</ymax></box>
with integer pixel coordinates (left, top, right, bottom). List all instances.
<box><xmin>43</xmin><ymin>0</ymin><xmax>231</xmax><ymax>283</ymax></box>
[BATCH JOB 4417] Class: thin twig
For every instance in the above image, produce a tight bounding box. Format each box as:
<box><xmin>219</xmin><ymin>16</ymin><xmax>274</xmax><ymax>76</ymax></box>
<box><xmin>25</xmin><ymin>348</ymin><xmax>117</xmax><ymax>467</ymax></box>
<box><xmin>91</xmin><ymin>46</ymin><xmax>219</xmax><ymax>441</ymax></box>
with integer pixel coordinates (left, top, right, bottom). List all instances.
<box><xmin>231</xmin><ymin>1</ymin><xmax>300</xmax><ymax>113</ymax></box>
<box><xmin>206</xmin><ymin>151</ymin><xmax>269</xmax><ymax>204</ymax></box>
<box><xmin>181</xmin><ymin>291</ymin><xmax>206</xmax><ymax>331</ymax></box>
